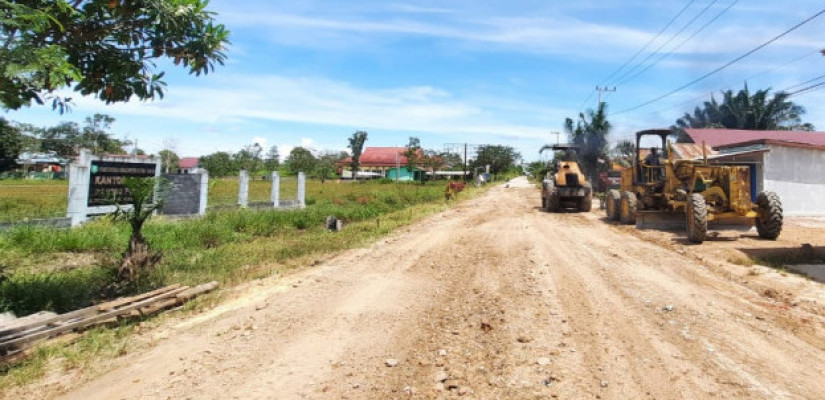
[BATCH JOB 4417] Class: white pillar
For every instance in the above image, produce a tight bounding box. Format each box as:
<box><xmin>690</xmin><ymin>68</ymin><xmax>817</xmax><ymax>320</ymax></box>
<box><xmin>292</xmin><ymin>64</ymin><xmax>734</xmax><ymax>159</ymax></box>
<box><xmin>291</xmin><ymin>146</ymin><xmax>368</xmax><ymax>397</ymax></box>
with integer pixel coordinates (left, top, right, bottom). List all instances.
<box><xmin>271</xmin><ymin>171</ymin><xmax>280</xmax><ymax>208</ymax></box>
<box><xmin>297</xmin><ymin>172</ymin><xmax>306</xmax><ymax>208</ymax></box>
<box><xmin>238</xmin><ymin>170</ymin><xmax>249</xmax><ymax>207</ymax></box>
<box><xmin>66</xmin><ymin>150</ymin><xmax>92</xmax><ymax>227</ymax></box>
<box><xmin>199</xmin><ymin>171</ymin><xmax>209</xmax><ymax>215</ymax></box>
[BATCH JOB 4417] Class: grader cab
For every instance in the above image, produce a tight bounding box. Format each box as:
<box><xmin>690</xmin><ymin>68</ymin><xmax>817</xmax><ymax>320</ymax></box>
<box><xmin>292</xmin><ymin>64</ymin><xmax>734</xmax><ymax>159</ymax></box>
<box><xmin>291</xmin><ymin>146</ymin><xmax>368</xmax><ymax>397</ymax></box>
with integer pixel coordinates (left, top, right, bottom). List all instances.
<box><xmin>604</xmin><ymin>129</ymin><xmax>782</xmax><ymax>243</ymax></box>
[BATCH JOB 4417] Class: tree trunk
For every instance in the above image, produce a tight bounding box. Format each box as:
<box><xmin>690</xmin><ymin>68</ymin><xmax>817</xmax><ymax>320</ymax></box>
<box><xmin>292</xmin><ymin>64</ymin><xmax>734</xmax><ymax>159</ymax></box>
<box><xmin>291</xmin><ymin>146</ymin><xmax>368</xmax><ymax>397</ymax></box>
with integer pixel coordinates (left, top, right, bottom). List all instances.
<box><xmin>119</xmin><ymin>232</ymin><xmax>161</xmax><ymax>281</ymax></box>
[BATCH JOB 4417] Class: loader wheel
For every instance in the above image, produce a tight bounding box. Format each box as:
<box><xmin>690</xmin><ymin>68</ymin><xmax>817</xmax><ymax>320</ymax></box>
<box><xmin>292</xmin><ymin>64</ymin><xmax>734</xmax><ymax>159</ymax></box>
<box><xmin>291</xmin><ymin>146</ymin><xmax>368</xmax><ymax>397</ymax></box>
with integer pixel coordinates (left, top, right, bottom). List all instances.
<box><xmin>755</xmin><ymin>191</ymin><xmax>782</xmax><ymax>240</ymax></box>
<box><xmin>686</xmin><ymin>193</ymin><xmax>707</xmax><ymax>243</ymax></box>
<box><xmin>541</xmin><ymin>196</ymin><xmax>547</xmax><ymax>210</ymax></box>
<box><xmin>579</xmin><ymin>191</ymin><xmax>593</xmax><ymax>212</ymax></box>
<box><xmin>547</xmin><ymin>188</ymin><xmax>561</xmax><ymax>213</ymax></box>
<box><xmin>605</xmin><ymin>190</ymin><xmax>620</xmax><ymax>221</ymax></box>
<box><xmin>619</xmin><ymin>191</ymin><xmax>636</xmax><ymax>225</ymax></box>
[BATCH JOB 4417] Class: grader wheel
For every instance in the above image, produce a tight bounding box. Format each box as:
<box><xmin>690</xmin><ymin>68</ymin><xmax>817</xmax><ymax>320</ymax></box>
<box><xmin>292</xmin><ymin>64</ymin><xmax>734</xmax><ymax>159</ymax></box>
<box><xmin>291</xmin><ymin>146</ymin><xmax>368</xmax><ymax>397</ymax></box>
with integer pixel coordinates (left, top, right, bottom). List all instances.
<box><xmin>605</xmin><ymin>190</ymin><xmax>620</xmax><ymax>221</ymax></box>
<box><xmin>755</xmin><ymin>191</ymin><xmax>782</xmax><ymax>240</ymax></box>
<box><xmin>686</xmin><ymin>193</ymin><xmax>707</xmax><ymax>243</ymax></box>
<box><xmin>619</xmin><ymin>191</ymin><xmax>637</xmax><ymax>225</ymax></box>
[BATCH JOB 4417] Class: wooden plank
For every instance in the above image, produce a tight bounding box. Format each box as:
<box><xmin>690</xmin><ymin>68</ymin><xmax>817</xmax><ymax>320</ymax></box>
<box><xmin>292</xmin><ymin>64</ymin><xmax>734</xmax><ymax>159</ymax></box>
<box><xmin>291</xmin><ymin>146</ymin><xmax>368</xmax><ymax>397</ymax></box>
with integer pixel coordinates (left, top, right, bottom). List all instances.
<box><xmin>0</xmin><ymin>285</ymin><xmax>181</xmax><ymax>339</ymax></box>
<box><xmin>0</xmin><ymin>311</ymin><xmax>56</xmax><ymax>332</ymax></box>
<box><xmin>0</xmin><ymin>286</ymin><xmax>190</xmax><ymax>353</ymax></box>
<box><xmin>96</xmin><ymin>284</ymin><xmax>181</xmax><ymax>311</ymax></box>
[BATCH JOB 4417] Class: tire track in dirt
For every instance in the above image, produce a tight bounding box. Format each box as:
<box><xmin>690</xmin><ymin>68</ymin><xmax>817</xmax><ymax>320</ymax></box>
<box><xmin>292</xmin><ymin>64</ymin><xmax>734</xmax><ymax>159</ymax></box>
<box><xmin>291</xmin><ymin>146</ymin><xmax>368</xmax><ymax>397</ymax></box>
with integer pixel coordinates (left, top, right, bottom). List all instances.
<box><xmin>31</xmin><ymin>178</ymin><xmax>825</xmax><ymax>400</ymax></box>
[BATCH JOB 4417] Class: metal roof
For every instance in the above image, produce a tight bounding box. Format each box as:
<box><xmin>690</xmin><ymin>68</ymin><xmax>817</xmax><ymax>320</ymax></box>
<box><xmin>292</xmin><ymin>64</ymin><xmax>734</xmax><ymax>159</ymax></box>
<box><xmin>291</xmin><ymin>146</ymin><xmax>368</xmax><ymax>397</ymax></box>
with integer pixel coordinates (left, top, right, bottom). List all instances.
<box><xmin>685</xmin><ymin>128</ymin><xmax>825</xmax><ymax>149</ymax></box>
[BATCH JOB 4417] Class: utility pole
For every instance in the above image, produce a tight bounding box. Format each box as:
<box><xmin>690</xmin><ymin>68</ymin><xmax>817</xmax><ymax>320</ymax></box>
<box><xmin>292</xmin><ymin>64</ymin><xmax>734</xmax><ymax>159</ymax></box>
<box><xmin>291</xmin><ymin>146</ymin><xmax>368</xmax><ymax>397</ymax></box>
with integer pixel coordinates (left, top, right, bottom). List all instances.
<box><xmin>596</xmin><ymin>86</ymin><xmax>616</xmax><ymax>106</ymax></box>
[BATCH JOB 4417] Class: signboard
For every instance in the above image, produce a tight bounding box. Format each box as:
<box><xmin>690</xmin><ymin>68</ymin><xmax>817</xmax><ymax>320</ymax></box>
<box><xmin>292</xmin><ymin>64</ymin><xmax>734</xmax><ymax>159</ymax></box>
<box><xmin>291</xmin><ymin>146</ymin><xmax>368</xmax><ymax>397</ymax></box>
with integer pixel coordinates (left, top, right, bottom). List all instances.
<box><xmin>88</xmin><ymin>161</ymin><xmax>157</xmax><ymax>206</ymax></box>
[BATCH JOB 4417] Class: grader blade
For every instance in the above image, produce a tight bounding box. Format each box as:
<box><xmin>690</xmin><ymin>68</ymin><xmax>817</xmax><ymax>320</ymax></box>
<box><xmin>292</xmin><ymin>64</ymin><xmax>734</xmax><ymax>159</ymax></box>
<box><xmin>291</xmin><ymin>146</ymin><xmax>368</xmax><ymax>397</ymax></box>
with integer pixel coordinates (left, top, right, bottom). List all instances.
<box><xmin>634</xmin><ymin>211</ymin><xmax>684</xmax><ymax>231</ymax></box>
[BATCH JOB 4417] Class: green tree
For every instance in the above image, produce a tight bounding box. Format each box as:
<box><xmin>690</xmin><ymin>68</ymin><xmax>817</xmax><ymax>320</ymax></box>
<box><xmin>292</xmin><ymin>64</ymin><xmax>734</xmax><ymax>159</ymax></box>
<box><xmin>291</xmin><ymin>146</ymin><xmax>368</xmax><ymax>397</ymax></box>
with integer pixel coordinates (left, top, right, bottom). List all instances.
<box><xmin>0</xmin><ymin>0</ymin><xmax>229</xmax><ymax>111</ymax></box>
<box><xmin>473</xmin><ymin>145</ymin><xmax>520</xmax><ymax>180</ymax></box>
<box><xmin>234</xmin><ymin>143</ymin><xmax>263</xmax><ymax>172</ymax></box>
<box><xmin>199</xmin><ymin>151</ymin><xmax>235</xmax><ymax>177</ymax></box>
<box><xmin>315</xmin><ymin>151</ymin><xmax>344</xmax><ymax>183</ymax></box>
<box><xmin>82</xmin><ymin>113</ymin><xmax>126</xmax><ymax>155</ymax></box>
<box><xmin>557</xmin><ymin>102</ymin><xmax>611</xmax><ymax>184</ymax></box>
<box><xmin>263</xmin><ymin>145</ymin><xmax>280</xmax><ymax>171</ymax></box>
<box><xmin>403</xmin><ymin>136</ymin><xmax>421</xmax><ymax>174</ymax></box>
<box><xmin>0</xmin><ymin>118</ymin><xmax>23</xmax><ymax>172</ymax></box>
<box><xmin>347</xmin><ymin>130</ymin><xmax>368</xmax><ymax>179</ymax></box>
<box><xmin>158</xmin><ymin>149</ymin><xmax>179</xmax><ymax>174</ymax></box>
<box><xmin>672</xmin><ymin>86</ymin><xmax>814</xmax><ymax>142</ymax></box>
<box><xmin>285</xmin><ymin>146</ymin><xmax>317</xmax><ymax>176</ymax></box>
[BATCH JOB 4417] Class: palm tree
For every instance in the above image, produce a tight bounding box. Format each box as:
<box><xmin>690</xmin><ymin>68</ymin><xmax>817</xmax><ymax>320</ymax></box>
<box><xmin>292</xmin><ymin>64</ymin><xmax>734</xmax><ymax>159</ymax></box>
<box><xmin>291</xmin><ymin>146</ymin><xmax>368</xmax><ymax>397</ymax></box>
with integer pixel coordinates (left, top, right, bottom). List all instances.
<box><xmin>672</xmin><ymin>86</ymin><xmax>813</xmax><ymax>142</ymax></box>
<box><xmin>544</xmin><ymin>102</ymin><xmax>611</xmax><ymax>185</ymax></box>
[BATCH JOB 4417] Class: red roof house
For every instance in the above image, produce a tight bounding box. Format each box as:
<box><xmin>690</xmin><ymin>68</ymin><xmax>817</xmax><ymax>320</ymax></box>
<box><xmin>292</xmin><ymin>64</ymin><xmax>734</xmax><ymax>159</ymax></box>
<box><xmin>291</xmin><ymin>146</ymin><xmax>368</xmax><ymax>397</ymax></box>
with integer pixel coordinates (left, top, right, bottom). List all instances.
<box><xmin>684</xmin><ymin>128</ymin><xmax>825</xmax><ymax>150</ymax></box>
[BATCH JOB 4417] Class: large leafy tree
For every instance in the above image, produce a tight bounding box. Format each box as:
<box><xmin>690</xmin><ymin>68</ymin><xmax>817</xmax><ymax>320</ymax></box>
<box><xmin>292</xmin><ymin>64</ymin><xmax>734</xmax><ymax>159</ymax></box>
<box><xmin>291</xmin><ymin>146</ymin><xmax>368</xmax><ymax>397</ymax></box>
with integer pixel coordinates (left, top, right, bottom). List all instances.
<box><xmin>672</xmin><ymin>86</ymin><xmax>814</xmax><ymax>142</ymax></box>
<box><xmin>198</xmin><ymin>151</ymin><xmax>235</xmax><ymax>177</ymax></box>
<box><xmin>234</xmin><ymin>143</ymin><xmax>263</xmax><ymax>172</ymax></box>
<box><xmin>158</xmin><ymin>149</ymin><xmax>179</xmax><ymax>174</ymax></box>
<box><xmin>0</xmin><ymin>0</ymin><xmax>229</xmax><ymax>111</ymax></box>
<box><xmin>20</xmin><ymin>113</ymin><xmax>127</xmax><ymax>156</ymax></box>
<box><xmin>473</xmin><ymin>145</ymin><xmax>520</xmax><ymax>180</ymax></box>
<box><xmin>315</xmin><ymin>151</ymin><xmax>345</xmax><ymax>183</ymax></box>
<box><xmin>347</xmin><ymin>130</ymin><xmax>368</xmax><ymax>179</ymax></box>
<box><xmin>548</xmin><ymin>102</ymin><xmax>611</xmax><ymax>184</ymax></box>
<box><xmin>285</xmin><ymin>146</ymin><xmax>317</xmax><ymax>176</ymax></box>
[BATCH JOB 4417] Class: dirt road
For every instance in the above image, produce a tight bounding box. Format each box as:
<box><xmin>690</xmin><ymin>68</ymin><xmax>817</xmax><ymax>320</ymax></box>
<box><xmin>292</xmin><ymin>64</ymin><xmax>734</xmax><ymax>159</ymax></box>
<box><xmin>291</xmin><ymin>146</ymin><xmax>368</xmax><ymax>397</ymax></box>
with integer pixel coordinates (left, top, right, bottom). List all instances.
<box><xmin>40</xmin><ymin>177</ymin><xmax>825</xmax><ymax>399</ymax></box>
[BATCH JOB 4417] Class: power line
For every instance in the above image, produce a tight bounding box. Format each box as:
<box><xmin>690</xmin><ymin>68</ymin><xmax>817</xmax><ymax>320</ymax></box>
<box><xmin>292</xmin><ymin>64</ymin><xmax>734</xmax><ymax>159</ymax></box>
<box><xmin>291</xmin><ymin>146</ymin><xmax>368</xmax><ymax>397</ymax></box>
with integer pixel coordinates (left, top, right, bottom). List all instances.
<box><xmin>782</xmin><ymin>73</ymin><xmax>825</xmax><ymax>92</ymax></box>
<box><xmin>617</xmin><ymin>0</ymin><xmax>738</xmax><ymax>86</ymax></box>
<box><xmin>613</xmin><ymin>0</ymin><xmax>720</xmax><ymax>86</ymax></box>
<box><xmin>601</xmin><ymin>0</ymin><xmax>697</xmax><ymax>86</ymax></box>
<box><xmin>646</xmin><ymin>49</ymin><xmax>822</xmax><ymax>116</ymax></box>
<box><xmin>789</xmin><ymin>81</ymin><xmax>825</xmax><ymax>97</ymax></box>
<box><xmin>578</xmin><ymin>0</ymin><xmax>696</xmax><ymax>111</ymax></box>
<box><xmin>612</xmin><ymin>7</ymin><xmax>825</xmax><ymax>116</ymax></box>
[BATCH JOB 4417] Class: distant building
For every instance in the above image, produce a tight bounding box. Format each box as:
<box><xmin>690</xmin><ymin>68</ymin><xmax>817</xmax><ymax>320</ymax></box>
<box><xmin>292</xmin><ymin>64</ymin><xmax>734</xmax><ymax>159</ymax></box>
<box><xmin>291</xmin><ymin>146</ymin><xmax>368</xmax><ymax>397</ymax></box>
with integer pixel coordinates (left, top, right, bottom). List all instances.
<box><xmin>177</xmin><ymin>157</ymin><xmax>200</xmax><ymax>174</ymax></box>
<box><xmin>339</xmin><ymin>147</ymin><xmax>424</xmax><ymax>180</ymax></box>
<box><xmin>15</xmin><ymin>151</ymin><xmax>69</xmax><ymax>178</ymax></box>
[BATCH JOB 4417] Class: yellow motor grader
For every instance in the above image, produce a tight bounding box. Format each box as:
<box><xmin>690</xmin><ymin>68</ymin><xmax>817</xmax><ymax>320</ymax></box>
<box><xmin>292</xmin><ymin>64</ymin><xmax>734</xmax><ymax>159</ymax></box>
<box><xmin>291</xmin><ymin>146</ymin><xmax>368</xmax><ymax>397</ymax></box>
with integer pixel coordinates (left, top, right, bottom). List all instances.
<box><xmin>604</xmin><ymin>129</ymin><xmax>782</xmax><ymax>243</ymax></box>
<box><xmin>541</xmin><ymin>144</ymin><xmax>592</xmax><ymax>213</ymax></box>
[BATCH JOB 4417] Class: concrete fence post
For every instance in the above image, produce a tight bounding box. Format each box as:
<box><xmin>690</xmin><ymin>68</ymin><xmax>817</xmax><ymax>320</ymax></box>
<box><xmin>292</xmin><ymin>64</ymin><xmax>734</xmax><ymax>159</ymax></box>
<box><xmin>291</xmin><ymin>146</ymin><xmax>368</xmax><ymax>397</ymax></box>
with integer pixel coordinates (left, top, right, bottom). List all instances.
<box><xmin>199</xmin><ymin>171</ymin><xmax>209</xmax><ymax>215</ymax></box>
<box><xmin>271</xmin><ymin>171</ymin><xmax>280</xmax><ymax>208</ymax></box>
<box><xmin>66</xmin><ymin>150</ymin><xmax>92</xmax><ymax>227</ymax></box>
<box><xmin>238</xmin><ymin>170</ymin><xmax>249</xmax><ymax>208</ymax></box>
<box><xmin>297</xmin><ymin>172</ymin><xmax>306</xmax><ymax>208</ymax></box>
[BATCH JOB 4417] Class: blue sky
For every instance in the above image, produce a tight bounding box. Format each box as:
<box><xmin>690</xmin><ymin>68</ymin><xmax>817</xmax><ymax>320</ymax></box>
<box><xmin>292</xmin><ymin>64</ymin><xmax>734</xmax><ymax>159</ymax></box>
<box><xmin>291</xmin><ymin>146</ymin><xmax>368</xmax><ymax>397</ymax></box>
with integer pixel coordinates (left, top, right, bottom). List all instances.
<box><xmin>5</xmin><ymin>1</ymin><xmax>825</xmax><ymax>161</ymax></box>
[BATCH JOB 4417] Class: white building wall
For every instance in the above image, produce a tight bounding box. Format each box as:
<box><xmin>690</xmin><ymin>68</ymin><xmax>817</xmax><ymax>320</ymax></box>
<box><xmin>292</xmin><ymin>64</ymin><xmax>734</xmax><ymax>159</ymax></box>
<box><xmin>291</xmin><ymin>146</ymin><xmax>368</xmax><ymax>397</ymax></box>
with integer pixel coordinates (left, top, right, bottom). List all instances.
<box><xmin>763</xmin><ymin>145</ymin><xmax>825</xmax><ymax>216</ymax></box>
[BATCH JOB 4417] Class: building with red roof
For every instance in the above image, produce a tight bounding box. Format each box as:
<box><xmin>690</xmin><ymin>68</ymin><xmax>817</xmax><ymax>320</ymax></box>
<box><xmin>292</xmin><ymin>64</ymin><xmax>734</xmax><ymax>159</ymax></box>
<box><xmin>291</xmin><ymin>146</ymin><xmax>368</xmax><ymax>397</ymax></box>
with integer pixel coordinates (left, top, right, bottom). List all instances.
<box><xmin>177</xmin><ymin>157</ymin><xmax>201</xmax><ymax>174</ymax></box>
<box><xmin>338</xmin><ymin>147</ymin><xmax>424</xmax><ymax>180</ymax></box>
<box><xmin>683</xmin><ymin>129</ymin><xmax>825</xmax><ymax>216</ymax></box>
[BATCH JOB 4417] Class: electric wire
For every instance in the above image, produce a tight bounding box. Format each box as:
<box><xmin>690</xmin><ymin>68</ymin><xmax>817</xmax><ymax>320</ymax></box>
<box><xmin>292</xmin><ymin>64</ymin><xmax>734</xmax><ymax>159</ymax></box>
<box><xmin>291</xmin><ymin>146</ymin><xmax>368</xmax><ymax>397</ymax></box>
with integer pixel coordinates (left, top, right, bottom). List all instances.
<box><xmin>647</xmin><ymin>49</ymin><xmax>821</xmax><ymax>117</ymax></box>
<box><xmin>611</xmin><ymin>7</ymin><xmax>825</xmax><ymax>116</ymax></box>
<box><xmin>617</xmin><ymin>0</ymin><xmax>738</xmax><ymax>86</ymax></box>
<box><xmin>577</xmin><ymin>0</ymin><xmax>697</xmax><ymax>110</ymax></box>
<box><xmin>612</xmin><ymin>0</ymin><xmax>719</xmax><ymax>86</ymax></box>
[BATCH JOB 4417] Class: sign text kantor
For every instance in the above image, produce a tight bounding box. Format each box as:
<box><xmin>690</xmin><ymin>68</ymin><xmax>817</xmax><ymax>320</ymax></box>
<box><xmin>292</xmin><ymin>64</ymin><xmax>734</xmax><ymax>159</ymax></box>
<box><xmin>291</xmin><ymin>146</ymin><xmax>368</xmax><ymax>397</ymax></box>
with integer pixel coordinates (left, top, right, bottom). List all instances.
<box><xmin>87</xmin><ymin>161</ymin><xmax>157</xmax><ymax>206</ymax></box>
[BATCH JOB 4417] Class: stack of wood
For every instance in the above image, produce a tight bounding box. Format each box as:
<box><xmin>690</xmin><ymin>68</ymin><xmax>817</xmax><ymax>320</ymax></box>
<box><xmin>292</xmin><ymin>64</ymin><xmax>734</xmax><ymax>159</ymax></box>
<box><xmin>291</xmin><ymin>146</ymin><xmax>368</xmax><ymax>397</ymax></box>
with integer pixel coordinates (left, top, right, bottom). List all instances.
<box><xmin>0</xmin><ymin>281</ymin><xmax>218</xmax><ymax>360</ymax></box>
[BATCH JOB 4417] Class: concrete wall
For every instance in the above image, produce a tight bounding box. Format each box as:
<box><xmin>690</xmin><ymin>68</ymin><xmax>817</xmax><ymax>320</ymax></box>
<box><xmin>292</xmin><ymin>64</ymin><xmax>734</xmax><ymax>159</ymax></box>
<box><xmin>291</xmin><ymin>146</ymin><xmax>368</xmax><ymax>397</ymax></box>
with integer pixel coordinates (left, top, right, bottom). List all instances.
<box><xmin>763</xmin><ymin>145</ymin><xmax>825</xmax><ymax>216</ymax></box>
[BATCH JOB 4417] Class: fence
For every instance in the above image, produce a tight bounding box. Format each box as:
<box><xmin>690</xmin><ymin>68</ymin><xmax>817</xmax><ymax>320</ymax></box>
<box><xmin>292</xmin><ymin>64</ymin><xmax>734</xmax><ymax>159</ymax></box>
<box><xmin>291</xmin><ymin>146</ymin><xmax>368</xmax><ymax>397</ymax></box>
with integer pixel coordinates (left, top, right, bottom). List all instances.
<box><xmin>0</xmin><ymin>164</ymin><xmax>306</xmax><ymax>228</ymax></box>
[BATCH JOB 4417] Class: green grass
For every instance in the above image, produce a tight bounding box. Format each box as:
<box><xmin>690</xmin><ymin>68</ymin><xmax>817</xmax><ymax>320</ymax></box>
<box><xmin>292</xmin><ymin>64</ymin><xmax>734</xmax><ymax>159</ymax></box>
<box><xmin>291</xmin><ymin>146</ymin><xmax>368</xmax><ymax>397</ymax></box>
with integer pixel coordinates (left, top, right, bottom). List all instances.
<box><xmin>0</xmin><ymin>180</ymin><xmax>68</xmax><ymax>222</ymax></box>
<box><xmin>0</xmin><ymin>178</ymin><xmax>483</xmax><ymax>393</ymax></box>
